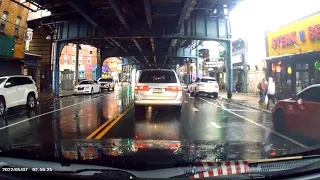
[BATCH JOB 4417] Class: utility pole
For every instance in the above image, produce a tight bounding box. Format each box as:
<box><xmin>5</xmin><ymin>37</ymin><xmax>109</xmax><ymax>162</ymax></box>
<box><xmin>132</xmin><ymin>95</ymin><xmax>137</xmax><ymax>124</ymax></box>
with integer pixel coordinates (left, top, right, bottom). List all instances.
<box><xmin>75</xmin><ymin>44</ymin><xmax>79</xmax><ymax>84</ymax></box>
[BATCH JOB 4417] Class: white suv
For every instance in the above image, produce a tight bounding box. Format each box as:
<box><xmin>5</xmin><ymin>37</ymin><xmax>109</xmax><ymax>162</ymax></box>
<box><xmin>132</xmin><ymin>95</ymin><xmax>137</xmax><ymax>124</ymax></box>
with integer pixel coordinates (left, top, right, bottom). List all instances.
<box><xmin>0</xmin><ymin>75</ymin><xmax>38</xmax><ymax>116</ymax></box>
<box><xmin>188</xmin><ymin>77</ymin><xmax>219</xmax><ymax>98</ymax></box>
<box><xmin>134</xmin><ymin>69</ymin><xmax>182</xmax><ymax>111</ymax></box>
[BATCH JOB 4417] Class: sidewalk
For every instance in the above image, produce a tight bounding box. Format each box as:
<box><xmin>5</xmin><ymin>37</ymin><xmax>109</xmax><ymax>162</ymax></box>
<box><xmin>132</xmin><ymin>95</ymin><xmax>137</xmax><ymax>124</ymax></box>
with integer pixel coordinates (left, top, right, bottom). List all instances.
<box><xmin>38</xmin><ymin>90</ymin><xmax>74</xmax><ymax>102</ymax></box>
<box><xmin>220</xmin><ymin>91</ymin><xmax>275</xmax><ymax>113</ymax></box>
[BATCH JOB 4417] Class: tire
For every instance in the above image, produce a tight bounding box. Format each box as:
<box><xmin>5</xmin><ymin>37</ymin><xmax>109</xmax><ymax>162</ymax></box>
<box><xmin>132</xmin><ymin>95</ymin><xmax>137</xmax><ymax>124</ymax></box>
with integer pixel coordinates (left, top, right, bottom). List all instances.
<box><xmin>174</xmin><ymin>106</ymin><xmax>182</xmax><ymax>112</ymax></box>
<box><xmin>0</xmin><ymin>98</ymin><xmax>6</xmax><ymax>117</ymax></box>
<box><xmin>134</xmin><ymin>105</ymin><xmax>144</xmax><ymax>112</ymax></box>
<box><xmin>274</xmin><ymin>109</ymin><xmax>286</xmax><ymax>132</ymax></box>
<box><xmin>91</xmin><ymin>88</ymin><xmax>94</xmax><ymax>95</ymax></box>
<box><xmin>26</xmin><ymin>93</ymin><xmax>36</xmax><ymax>109</ymax></box>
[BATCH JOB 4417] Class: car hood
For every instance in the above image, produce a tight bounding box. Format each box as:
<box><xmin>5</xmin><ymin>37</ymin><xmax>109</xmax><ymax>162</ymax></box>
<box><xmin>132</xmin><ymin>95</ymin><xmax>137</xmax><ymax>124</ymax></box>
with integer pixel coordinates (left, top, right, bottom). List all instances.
<box><xmin>0</xmin><ymin>139</ymin><xmax>308</xmax><ymax>165</ymax></box>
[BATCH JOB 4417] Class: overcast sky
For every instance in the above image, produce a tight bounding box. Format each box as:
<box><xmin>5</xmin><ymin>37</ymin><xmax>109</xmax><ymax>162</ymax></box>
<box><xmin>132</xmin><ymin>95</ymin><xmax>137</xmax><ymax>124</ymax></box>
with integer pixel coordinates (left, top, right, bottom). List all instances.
<box><xmin>229</xmin><ymin>0</ymin><xmax>320</xmax><ymax>39</ymax></box>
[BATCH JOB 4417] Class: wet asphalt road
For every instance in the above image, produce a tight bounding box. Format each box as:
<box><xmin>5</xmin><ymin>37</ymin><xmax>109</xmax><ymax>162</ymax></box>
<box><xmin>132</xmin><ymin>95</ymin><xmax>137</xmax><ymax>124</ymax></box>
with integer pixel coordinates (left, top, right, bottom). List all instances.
<box><xmin>0</xmin><ymin>85</ymin><xmax>319</xmax><ymax>159</ymax></box>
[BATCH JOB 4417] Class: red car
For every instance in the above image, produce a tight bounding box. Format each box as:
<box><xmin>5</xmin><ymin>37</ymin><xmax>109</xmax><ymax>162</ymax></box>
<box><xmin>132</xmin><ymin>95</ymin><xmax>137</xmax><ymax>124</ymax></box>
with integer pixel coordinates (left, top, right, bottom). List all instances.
<box><xmin>272</xmin><ymin>84</ymin><xmax>320</xmax><ymax>140</ymax></box>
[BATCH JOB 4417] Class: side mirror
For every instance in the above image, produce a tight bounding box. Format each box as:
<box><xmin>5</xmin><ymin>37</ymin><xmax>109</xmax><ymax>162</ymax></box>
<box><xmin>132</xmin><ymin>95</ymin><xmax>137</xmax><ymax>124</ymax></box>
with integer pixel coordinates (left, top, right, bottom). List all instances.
<box><xmin>5</xmin><ymin>82</ymin><xmax>12</xmax><ymax>87</ymax></box>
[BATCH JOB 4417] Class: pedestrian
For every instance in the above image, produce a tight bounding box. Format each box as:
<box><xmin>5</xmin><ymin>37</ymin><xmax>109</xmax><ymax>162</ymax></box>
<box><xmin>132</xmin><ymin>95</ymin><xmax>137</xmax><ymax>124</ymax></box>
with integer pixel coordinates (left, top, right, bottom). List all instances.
<box><xmin>236</xmin><ymin>81</ymin><xmax>240</xmax><ymax>93</ymax></box>
<box><xmin>267</xmin><ymin>77</ymin><xmax>275</xmax><ymax>110</ymax></box>
<box><xmin>257</xmin><ymin>78</ymin><xmax>266</xmax><ymax>105</ymax></box>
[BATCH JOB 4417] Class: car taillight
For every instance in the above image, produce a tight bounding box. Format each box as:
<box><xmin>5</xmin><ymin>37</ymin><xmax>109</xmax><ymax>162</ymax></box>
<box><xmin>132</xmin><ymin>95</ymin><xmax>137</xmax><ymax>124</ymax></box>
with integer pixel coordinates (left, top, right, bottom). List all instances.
<box><xmin>165</xmin><ymin>86</ymin><xmax>181</xmax><ymax>91</ymax></box>
<box><xmin>135</xmin><ymin>86</ymin><xmax>149</xmax><ymax>91</ymax></box>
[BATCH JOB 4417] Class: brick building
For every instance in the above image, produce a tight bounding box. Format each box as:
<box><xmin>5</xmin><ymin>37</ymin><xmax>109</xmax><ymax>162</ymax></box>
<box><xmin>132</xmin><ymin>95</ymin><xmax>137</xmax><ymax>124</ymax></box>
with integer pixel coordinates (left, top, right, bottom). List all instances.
<box><xmin>59</xmin><ymin>43</ymin><xmax>98</xmax><ymax>82</ymax></box>
<box><xmin>0</xmin><ymin>0</ymin><xmax>30</xmax><ymax>76</ymax></box>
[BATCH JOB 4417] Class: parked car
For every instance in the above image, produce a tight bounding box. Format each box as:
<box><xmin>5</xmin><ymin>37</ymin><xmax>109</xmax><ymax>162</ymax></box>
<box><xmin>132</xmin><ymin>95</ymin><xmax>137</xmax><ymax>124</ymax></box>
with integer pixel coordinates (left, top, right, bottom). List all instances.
<box><xmin>0</xmin><ymin>75</ymin><xmax>38</xmax><ymax>116</ymax></box>
<box><xmin>134</xmin><ymin>69</ymin><xmax>182</xmax><ymax>111</ymax></box>
<box><xmin>73</xmin><ymin>80</ymin><xmax>101</xmax><ymax>95</ymax></box>
<box><xmin>97</xmin><ymin>78</ymin><xmax>115</xmax><ymax>91</ymax></box>
<box><xmin>188</xmin><ymin>76</ymin><xmax>219</xmax><ymax>98</ymax></box>
<box><xmin>272</xmin><ymin>84</ymin><xmax>320</xmax><ymax>140</ymax></box>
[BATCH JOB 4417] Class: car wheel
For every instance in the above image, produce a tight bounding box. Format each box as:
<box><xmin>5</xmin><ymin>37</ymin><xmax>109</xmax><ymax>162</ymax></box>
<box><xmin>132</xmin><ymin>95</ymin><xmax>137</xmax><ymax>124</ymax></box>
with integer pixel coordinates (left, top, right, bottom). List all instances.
<box><xmin>91</xmin><ymin>88</ymin><xmax>94</xmax><ymax>95</ymax></box>
<box><xmin>174</xmin><ymin>106</ymin><xmax>182</xmax><ymax>112</ymax></box>
<box><xmin>27</xmin><ymin>93</ymin><xmax>36</xmax><ymax>109</ymax></box>
<box><xmin>274</xmin><ymin>109</ymin><xmax>286</xmax><ymax>132</ymax></box>
<box><xmin>134</xmin><ymin>105</ymin><xmax>144</xmax><ymax>112</ymax></box>
<box><xmin>0</xmin><ymin>98</ymin><xmax>6</xmax><ymax>116</ymax></box>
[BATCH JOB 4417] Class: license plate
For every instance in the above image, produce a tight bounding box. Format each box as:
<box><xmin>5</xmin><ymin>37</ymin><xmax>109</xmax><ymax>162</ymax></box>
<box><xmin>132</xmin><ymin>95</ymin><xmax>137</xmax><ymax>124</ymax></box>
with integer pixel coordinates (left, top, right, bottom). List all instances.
<box><xmin>153</xmin><ymin>88</ymin><xmax>162</xmax><ymax>93</ymax></box>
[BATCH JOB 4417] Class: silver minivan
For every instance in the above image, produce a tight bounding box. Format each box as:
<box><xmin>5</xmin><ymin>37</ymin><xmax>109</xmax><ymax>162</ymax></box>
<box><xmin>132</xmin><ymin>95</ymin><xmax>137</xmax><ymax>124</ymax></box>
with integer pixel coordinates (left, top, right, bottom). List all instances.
<box><xmin>134</xmin><ymin>69</ymin><xmax>182</xmax><ymax>111</ymax></box>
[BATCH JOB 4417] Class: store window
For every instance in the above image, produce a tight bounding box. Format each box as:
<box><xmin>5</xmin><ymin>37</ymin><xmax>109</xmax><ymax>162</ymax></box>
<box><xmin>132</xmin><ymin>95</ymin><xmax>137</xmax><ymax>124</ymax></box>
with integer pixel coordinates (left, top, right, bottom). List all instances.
<box><xmin>87</xmin><ymin>56</ymin><xmax>91</xmax><ymax>64</ymax></box>
<box><xmin>296</xmin><ymin>63</ymin><xmax>309</xmax><ymax>92</ymax></box>
<box><xmin>271</xmin><ymin>61</ymin><xmax>290</xmax><ymax>86</ymax></box>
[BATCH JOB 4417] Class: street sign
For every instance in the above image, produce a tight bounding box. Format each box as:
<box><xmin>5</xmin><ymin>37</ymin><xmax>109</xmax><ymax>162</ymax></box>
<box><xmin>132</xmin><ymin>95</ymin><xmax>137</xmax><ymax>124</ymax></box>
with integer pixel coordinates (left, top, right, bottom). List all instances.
<box><xmin>315</xmin><ymin>61</ymin><xmax>320</xmax><ymax>70</ymax></box>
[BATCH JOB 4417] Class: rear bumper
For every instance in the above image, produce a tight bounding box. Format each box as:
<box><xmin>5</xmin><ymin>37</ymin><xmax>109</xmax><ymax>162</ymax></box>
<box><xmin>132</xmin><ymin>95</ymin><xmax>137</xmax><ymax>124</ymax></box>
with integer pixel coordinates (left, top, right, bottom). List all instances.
<box><xmin>197</xmin><ymin>91</ymin><xmax>219</xmax><ymax>94</ymax></box>
<box><xmin>134</xmin><ymin>92</ymin><xmax>182</xmax><ymax>106</ymax></box>
<box><xmin>196</xmin><ymin>87</ymin><xmax>219</xmax><ymax>94</ymax></box>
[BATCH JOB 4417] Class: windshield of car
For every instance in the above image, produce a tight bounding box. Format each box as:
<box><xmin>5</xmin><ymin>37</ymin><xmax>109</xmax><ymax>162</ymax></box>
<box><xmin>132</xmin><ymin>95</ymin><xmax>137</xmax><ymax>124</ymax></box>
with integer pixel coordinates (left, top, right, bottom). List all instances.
<box><xmin>79</xmin><ymin>81</ymin><xmax>93</xmax><ymax>85</ymax></box>
<box><xmin>0</xmin><ymin>78</ymin><xmax>7</xmax><ymax>85</ymax></box>
<box><xmin>201</xmin><ymin>78</ymin><xmax>216</xmax><ymax>83</ymax></box>
<box><xmin>138</xmin><ymin>71</ymin><xmax>177</xmax><ymax>83</ymax></box>
<box><xmin>2</xmin><ymin>1</ymin><xmax>320</xmax><ymax>178</ymax></box>
<box><xmin>99</xmin><ymin>78</ymin><xmax>113</xmax><ymax>82</ymax></box>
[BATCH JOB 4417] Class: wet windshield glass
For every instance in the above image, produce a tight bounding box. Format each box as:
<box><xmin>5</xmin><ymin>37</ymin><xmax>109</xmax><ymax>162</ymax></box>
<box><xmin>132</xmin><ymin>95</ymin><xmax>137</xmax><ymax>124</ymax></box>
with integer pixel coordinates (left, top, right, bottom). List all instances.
<box><xmin>138</xmin><ymin>71</ymin><xmax>177</xmax><ymax>83</ymax></box>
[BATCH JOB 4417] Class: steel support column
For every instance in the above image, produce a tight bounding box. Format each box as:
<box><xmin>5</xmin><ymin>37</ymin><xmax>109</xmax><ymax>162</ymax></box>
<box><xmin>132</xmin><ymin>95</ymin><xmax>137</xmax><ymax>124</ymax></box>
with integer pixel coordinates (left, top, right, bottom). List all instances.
<box><xmin>195</xmin><ymin>58</ymin><xmax>198</xmax><ymax>78</ymax></box>
<box><xmin>97</xmin><ymin>49</ymin><xmax>102</xmax><ymax>79</ymax></box>
<box><xmin>75</xmin><ymin>44</ymin><xmax>79</xmax><ymax>84</ymax></box>
<box><xmin>226</xmin><ymin>41</ymin><xmax>232</xmax><ymax>99</ymax></box>
<box><xmin>53</xmin><ymin>42</ymin><xmax>60</xmax><ymax>96</ymax></box>
<box><xmin>186</xmin><ymin>59</ymin><xmax>190</xmax><ymax>87</ymax></box>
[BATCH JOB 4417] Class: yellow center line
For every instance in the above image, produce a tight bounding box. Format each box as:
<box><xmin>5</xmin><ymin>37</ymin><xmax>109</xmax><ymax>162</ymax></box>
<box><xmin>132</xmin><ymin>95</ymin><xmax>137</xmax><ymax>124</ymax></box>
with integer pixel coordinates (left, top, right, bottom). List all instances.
<box><xmin>95</xmin><ymin>104</ymin><xmax>134</xmax><ymax>139</ymax></box>
<box><xmin>86</xmin><ymin>105</ymin><xmax>132</xmax><ymax>139</ymax></box>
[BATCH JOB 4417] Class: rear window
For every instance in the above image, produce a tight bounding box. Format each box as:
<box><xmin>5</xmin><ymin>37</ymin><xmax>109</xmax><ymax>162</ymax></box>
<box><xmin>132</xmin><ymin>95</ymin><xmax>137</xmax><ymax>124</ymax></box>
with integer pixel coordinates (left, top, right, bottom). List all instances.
<box><xmin>80</xmin><ymin>81</ymin><xmax>93</xmax><ymax>85</ymax></box>
<box><xmin>138</xmin><ymin>71</ymin><xmax>177</xmax><ymax>83</ymax></box>
<box><xmin>99</xmin><ymin>78</ymin><xmax>113</xmax><ymax>82</ymax></box>
<box><xmin>201</xmin><ymin>78</ymin><xmax>216</xmax><ymax>83</ymax></box>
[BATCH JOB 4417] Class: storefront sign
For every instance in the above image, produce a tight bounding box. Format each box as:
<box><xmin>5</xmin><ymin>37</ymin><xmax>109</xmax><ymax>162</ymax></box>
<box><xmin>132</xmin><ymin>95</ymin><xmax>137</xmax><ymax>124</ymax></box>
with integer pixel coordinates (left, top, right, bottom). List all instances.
<box><xmin>315</xmin><ymin>61</ymin><xmax>320</xmax><ymax>70</ymax></box>
<box><xmin>204</xmin><ymin>61</ymin><xmax>224</xmax><ymax>68</ymax></box>
<box><xmin>267</xmin><ymin>13</ymin><xmax>320</xmax><ymax>57</ymax></box>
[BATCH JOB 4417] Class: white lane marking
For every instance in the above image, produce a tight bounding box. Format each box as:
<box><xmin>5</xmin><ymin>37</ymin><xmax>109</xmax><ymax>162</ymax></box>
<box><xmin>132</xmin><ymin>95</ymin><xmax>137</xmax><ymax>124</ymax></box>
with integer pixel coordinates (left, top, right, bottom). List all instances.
<box><xmin>193</xmin><ymin>108</ymin><xmax>199</xmax><ymax>112</ymax></box>
<box><xmin>210</xmin><ymin>122</ymin><xmax>221</xmax><ymax>128</ymax></box>
<box><xmin>0</xmin><ymin>94</ymin><xmax>111</xmax><ymax>131</ymax></box>
<box><xmin>184</xmin><ymin>101</ymin><xmax>188</xmax><ymax>104</ymax></box>
<box><xmin>199</xmin><ymin>97</ymin><xmax>310</xmax><ymax>148</ymax></box>
<box><xmin>228</xmin><ymin>109</ymin><xmax>259</xmax><ymax>112</ymax></box>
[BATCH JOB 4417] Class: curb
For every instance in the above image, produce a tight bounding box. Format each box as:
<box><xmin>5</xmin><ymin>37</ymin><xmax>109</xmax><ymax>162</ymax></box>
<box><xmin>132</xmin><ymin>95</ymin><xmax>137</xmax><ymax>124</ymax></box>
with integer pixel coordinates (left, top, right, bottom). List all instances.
<box><xmin>38</xmin><ymin>94</ymin><xmax>75</xmax><ymax>103</ymax></box>
<box><xmin>221</xmin><ymin>97</ymin><xmax>271</xmax><ymax>113</ymax></box>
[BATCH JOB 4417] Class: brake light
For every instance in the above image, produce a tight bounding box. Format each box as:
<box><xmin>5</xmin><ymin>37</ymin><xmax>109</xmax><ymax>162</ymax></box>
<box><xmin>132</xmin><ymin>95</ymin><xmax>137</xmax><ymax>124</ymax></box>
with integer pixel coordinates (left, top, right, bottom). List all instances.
<box><xmin>165</xmin><ymin>86</ymin><xmax>181</xmax><ymax>91</ymax></box>
<box><xmin>135</xmin><ymin>86</ymin><xmax>149</xmax><ymax>91</ymax></box>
